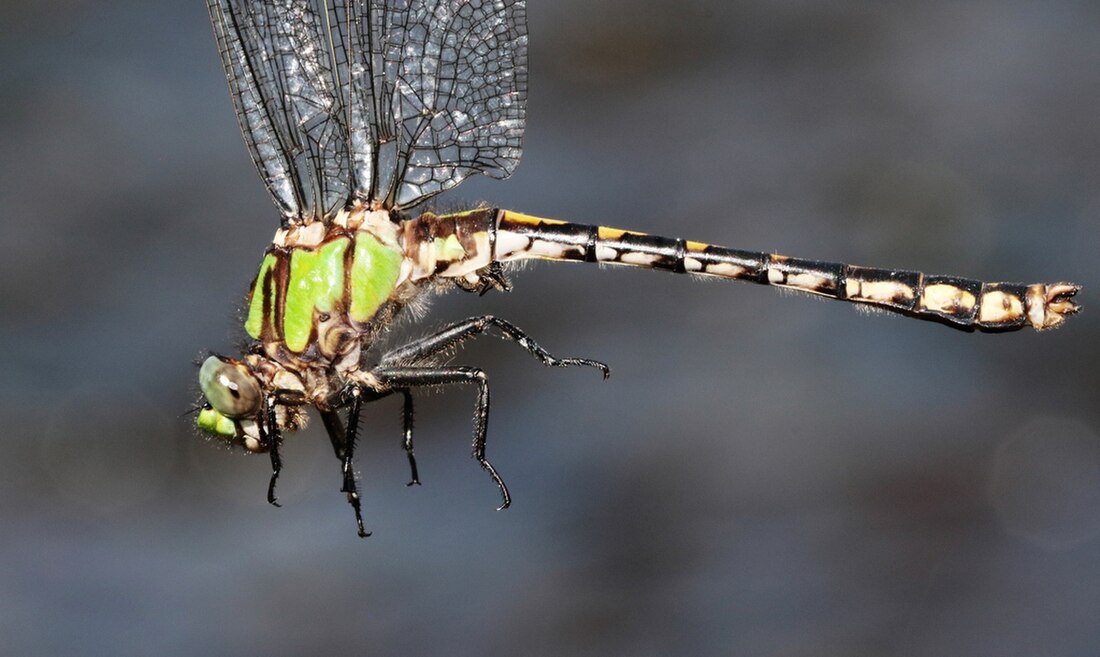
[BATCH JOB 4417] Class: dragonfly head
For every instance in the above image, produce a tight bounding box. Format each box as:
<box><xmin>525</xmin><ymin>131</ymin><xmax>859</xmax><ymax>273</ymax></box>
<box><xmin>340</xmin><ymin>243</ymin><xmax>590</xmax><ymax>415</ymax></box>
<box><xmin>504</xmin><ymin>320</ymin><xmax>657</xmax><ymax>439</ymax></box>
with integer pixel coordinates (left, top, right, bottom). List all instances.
<box><xmin>196</xmin><ymin>354</ymin><xmax>311</xmax><ymax>451</ymax></box>
<box><xmin>196</xmin><ymin>355</ymin><xmax>269</xmax><ymax>452</ymax></box>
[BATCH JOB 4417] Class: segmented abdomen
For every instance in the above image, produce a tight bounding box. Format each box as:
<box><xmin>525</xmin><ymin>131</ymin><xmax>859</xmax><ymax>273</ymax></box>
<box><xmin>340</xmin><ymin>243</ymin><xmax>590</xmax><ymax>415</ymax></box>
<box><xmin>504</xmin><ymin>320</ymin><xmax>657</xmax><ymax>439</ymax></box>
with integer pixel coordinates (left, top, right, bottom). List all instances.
<box><xmin>488</xmin><ymin>211</ymin><xmax>1079</xmax><ymax>331</ymax></box>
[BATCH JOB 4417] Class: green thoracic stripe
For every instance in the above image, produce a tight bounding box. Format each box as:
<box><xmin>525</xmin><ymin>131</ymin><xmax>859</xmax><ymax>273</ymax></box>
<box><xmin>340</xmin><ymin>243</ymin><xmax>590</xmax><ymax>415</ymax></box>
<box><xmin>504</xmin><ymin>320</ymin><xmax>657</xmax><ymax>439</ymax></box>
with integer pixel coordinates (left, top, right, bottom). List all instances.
<box><xmin>350</xmin><ymin>233</ymin><xmax>403</xmax><ymax>324</ymax></box>
<box><xmin>245</xmin><ymin>252</ymin><xmax>277</xmax><ymax>341</ymax></box>
<box><xmin>283</xmin><ymin>238</ymin><xmax>350</xmax><ymax>352</ymax></box>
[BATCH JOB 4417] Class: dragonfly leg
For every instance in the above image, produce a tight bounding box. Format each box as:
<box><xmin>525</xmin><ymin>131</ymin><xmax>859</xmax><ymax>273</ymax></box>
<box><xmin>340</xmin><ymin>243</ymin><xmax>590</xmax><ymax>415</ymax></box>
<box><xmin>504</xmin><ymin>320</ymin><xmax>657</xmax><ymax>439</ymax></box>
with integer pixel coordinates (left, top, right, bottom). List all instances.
<box><xmin>455</xmin><ymin>261</ymin><xmax>512</xmax><ymax>295</ymax></box>
<box><xmin>262</xmin><ymin>396</ymin><xmax>282</xmax><ymax>507</ymax></box>
<box><xmin>339</xmin><ymin>385</ymin><xmax>370</xmax><ymax>538</ymax></box>
<box><xmin>399</xmin><ymin>389</ymin><xmax>421</xmax><ymax>486</ymax></box>
<box><xmin>325</xmin><ymin>382</ymin><xmax>420</xmax><ymax>492</ymax></box>
<box><xmin>380</xmin><ymin>315</ymin><xmax>610</xmax><ymax>378</ymax></box>
<box><xmin>317</xmin><ymin>403</ymin><xmax>369</xmax><ymax>537</ymax></box>
<box><xmin>320</xmin><ymin>408</ymin><xmax>347</xmax><ymax>461</ymax></box>
<box><xmin>373</xmin><ymin>366</ymin><xmax>510</xmax><ymax>511</ymax></box>
<box><xmin>479</xmin><ymin>262</ymin><xmax>513</xmax><ymax>295</ymax></box>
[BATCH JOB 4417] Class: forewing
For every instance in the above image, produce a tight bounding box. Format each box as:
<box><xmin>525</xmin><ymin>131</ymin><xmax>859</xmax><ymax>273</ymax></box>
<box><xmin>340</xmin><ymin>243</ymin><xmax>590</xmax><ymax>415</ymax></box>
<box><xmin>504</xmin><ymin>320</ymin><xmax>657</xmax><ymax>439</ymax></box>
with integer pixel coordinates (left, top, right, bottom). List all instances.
<box><xmin>208</xmin><ymin>0</ymin><xmax>352</xmax><ymax>221</ymax></box>
<box><xmin>344</xmin><ymin>0</ymin><xmax>528</xmax><ymax>209</ymax></box>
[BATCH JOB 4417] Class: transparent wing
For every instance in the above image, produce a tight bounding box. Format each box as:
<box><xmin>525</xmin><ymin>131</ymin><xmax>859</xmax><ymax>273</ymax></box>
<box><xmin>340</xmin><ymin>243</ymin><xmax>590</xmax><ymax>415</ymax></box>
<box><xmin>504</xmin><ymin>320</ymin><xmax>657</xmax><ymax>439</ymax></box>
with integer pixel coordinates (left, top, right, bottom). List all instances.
<box><xmin>208</xmin><ymin>0</ymin><xmax>351</xmax><ymax>221</ymax></box>
<box><xmin>208</xmin><ymin>0</ymin><xmax>528</xmax><ymax>218</ymax></box>
<box><xmin>344</xmin><ymin>0</ymin><xmax>529</xmax><ymax>209</ymax></box>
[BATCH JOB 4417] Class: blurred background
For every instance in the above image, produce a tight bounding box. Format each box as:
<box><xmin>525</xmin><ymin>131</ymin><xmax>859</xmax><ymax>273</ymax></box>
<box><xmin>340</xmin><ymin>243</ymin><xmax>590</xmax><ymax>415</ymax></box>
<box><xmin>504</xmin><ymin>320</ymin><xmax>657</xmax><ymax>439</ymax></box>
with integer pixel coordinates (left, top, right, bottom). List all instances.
<box><xmin>2</xmin><ymin>1</ymin><xmax>1098</xmax><ymax>655</ymax></box>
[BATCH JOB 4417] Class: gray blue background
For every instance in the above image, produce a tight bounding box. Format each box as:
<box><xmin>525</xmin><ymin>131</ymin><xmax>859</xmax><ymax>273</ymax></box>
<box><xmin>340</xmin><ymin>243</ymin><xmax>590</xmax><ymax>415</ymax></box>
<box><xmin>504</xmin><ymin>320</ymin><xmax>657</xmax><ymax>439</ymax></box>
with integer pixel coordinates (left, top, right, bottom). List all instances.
<box><xmin>2</xmin><ymin>1</ymin><xmax>1098</xmax><ymax>655</ymax></box>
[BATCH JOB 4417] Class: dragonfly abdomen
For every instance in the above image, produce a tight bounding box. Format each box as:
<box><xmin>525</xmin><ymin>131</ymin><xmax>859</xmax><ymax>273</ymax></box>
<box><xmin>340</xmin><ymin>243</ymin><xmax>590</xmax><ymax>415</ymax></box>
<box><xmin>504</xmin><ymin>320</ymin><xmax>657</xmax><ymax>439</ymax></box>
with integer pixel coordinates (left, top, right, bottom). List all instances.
<box><xmin>489</xmin><ymin>210</ymin><xmax>1079</xmax><ymax>331</ymax></box>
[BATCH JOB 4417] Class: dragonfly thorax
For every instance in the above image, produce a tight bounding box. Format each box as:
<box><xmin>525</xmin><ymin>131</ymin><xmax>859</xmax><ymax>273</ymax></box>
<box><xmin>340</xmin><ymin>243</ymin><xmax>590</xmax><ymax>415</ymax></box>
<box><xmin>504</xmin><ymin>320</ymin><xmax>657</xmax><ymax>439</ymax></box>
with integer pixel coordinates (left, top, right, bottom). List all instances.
<box><xmin>245</xmin><ymin>206</ymin><xmax>409</xmax><ymax>371</ymax></box>
<box><xmin>246</xmin><ymin>206</ymin><xmax>505</xmax><ymax>372</ymax></box>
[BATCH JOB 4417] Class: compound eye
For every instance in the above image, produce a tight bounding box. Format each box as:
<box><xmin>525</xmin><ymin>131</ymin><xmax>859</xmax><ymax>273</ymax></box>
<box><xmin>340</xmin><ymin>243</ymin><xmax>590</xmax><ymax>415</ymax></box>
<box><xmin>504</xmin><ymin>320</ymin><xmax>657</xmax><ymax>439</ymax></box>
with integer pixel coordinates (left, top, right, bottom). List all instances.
<box><xmin>199</xmin><ymin>356</ymin><xmax>262</xmax><ymax>418</ymax></box>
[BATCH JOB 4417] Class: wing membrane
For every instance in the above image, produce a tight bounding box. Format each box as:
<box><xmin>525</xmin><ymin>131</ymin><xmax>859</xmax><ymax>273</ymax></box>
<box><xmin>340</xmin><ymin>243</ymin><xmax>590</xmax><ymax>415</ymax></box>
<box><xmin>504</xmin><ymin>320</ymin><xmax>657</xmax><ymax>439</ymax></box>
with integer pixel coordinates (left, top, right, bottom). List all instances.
<box><xmin>208</xmin><ymin>0</ymin><xmax>528</xmax><ymax>219</ymax></box>
<box><xmin>208</xmin><ymin>0</ymin><xmax>350</xmax><ymax>221</ymax></box>
<box><xmin>209</xmin><ymin>0</ymin><xmax>303</xmax><ymax>218</ymax></box>
<box><xmin>346</xmin><ymin>0</ymin><xmax>529</xmax><ymax>208</ymax></box>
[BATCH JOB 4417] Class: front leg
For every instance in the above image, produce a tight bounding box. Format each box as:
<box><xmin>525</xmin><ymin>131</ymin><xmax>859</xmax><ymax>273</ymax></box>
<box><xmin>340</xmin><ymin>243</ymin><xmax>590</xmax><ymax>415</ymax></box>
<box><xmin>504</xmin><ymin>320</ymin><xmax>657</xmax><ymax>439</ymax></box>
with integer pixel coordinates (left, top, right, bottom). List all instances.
<box><xmin>261</xmin><ymin>388</ymin><xmax>308</xmax><ymax>508</ymax></box>
<box><xmin>373</xmin><ymin>366</ymin><xmax>510</xmax><ymax>510</ymax></box>
<box><xmin>262</xmin><ymin>395</ymin><xmax>282</xmax><ymax>507</ymax></box>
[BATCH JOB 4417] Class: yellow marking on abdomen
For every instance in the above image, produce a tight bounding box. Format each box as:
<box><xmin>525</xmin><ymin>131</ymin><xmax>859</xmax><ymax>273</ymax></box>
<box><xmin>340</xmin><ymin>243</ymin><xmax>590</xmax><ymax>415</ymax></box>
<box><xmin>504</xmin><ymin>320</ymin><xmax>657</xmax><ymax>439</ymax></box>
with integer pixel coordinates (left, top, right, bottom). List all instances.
<box><xmin>501</xmin><ymin>211</ymin><xmax>568</xmax><ymax>227</ymax></box>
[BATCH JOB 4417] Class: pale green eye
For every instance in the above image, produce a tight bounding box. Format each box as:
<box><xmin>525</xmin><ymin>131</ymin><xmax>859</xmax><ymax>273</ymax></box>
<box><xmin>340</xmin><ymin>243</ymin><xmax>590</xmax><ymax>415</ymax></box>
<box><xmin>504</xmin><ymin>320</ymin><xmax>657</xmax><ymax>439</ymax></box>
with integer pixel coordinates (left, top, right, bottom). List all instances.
<box><xmin>199</xmin><ymin>356</ymin><xmax>262</xmax><ymax>418</ymax></box>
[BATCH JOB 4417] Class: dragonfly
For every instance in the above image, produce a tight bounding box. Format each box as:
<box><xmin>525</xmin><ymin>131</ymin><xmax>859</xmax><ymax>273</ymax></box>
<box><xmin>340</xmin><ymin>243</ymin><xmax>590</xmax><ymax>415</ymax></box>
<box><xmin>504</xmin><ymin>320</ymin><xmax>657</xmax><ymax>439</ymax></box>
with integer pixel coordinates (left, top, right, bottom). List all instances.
<box><xmin>197</xmin><ymin>0</ymin><xmax>1081</xmax><ymax>537</ymax></box>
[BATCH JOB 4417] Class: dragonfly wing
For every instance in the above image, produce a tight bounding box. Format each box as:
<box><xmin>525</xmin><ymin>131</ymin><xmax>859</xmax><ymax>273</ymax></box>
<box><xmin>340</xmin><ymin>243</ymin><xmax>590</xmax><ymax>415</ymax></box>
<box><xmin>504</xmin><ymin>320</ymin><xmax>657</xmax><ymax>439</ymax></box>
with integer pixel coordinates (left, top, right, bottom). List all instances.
<box><xmin>208</xmin><ymin>0</ymin><xmax>352</xmax><ymax>222</ymax></box>
<box><xmin>344</xmin><ymin>0</ymin><xmax>529</xmax><ymax>209</ymax></box>
<box><xmin>209</xmin><ymin>1</ymin><xmax>528</xmax><ymax>217</ymax></box>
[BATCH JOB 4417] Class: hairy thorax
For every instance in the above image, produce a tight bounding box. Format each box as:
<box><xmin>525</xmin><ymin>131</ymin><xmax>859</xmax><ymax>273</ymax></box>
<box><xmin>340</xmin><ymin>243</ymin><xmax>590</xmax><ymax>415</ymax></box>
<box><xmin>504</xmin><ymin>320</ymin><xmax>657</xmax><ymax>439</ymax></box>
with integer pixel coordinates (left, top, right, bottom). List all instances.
<box><xmin>244</xmin><ymin>203</ymin><xmax>501</xmax><ymax>387</ymax></box>
<box><xmin>245</xmin><ymin>206</ymin><xmax>412</xmax><ymax>378</ymax></box>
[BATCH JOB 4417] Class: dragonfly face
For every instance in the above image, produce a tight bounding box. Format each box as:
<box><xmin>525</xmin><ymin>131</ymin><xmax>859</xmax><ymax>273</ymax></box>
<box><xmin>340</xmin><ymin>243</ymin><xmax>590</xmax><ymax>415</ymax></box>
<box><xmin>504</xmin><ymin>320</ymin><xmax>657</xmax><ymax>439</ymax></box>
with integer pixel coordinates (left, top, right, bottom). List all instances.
<box><xmin>196</xmin><ymin>355</ymin><xmax>266</xmax><ymax>450</ymax></box>
<box><xmin>196</xmin><ymin>354</ymin><xmax>309</xmax><ymax>453</ymax></box>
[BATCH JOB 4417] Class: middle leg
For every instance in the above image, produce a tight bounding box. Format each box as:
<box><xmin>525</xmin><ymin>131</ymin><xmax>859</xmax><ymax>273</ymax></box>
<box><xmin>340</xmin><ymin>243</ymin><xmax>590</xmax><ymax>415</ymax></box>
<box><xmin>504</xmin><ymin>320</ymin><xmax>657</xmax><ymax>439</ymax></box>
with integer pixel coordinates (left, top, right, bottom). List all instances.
<box><xmin>372</xmin><ymin>365</ymin><xmax>510</xmax><ymax>510</ymax></box>
<box><xmin>321</xmin><ymin>385</ymin><xmax>372</xmax><ymax>538</ymax></box>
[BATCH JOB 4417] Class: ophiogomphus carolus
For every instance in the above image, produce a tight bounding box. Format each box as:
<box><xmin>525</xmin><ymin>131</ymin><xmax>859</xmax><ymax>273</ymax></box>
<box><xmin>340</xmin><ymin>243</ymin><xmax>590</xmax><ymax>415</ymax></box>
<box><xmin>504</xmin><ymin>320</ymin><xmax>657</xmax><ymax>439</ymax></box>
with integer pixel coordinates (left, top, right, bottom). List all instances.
<box><xmin>197</xmin><ymin>0</ymin><xmax>1081</xmax><ymax>536</ymax></box>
